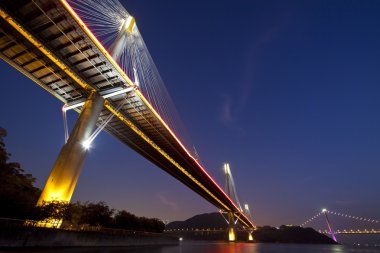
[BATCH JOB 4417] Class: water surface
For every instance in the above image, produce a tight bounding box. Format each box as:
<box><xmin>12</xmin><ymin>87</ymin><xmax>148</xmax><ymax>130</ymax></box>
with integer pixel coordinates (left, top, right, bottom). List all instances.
<box><xmin>1</xmin><ymin>242</ymin><xmax>380</xmax><ymax>253</ymax></box>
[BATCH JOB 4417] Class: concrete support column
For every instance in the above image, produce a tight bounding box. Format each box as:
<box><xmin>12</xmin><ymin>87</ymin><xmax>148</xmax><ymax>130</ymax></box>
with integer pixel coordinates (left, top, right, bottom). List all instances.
<box><xmin>228</xmin><ymin>212</ymin><xmax>236</xmax><ymax>242</ymax></box>
<box><xmin>109</xmin><ymin>32</ymin><xmax>127</xmax><ymax>61</ymax></box>
<box><xmin>109</xmin><ymin>16</ymin><xmax>135</xmax><ymax>62</ymax></box>
<box><xmin>37</xmin><ymin>92</ymin><xmax>104</xmax><ymax>205</ymax></box>
<box><xmin>248</xmin><ymin>231</ymin><xmax>254</xmax><ymax>241</ymax></box>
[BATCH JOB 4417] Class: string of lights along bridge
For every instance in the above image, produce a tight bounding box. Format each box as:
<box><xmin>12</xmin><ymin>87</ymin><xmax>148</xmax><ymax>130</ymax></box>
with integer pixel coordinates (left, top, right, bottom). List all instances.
<box><xmin>301</xmin><ymin>209</ymin><xmax>380</xmax><ymax>242</ymax></box>
<box><xmin>0</xmin><ymin>0</ymin><xmax>255</xmax><ymax>240</ymax></box>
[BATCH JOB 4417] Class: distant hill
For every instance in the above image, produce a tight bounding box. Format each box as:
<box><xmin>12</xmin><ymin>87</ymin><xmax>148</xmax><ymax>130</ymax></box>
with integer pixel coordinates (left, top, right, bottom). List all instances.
<box><xmin>166</xmin><ymin>212</ymin><xmax>227</xmax><ymax>229</ymax></box>
<box><xmin>166</xmin><ymin>213</ymin><xmax>337</xmax><ymax>244</ymax></box>
<box><xmin>254</xmin><ymin>225</ymin><xmax>337</xmax><ymax>244</ymax></box>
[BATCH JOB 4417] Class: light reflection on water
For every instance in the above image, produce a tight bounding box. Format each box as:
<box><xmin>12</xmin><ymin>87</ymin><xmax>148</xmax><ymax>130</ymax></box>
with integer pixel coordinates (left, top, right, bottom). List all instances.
<box><xmin>1</xmin><ymin>242</ymin><xmax>380</xmax><ymax>253</ymax></box>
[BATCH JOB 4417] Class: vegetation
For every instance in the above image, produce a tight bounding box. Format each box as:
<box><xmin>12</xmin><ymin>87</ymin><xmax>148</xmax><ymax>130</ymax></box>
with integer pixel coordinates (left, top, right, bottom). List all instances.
<box><xmin>0</xmin><ymin>127</ymin><xmax>164</xmax><ymax>233</ymax></box>
<box><xmin>60</xmin><ymin>201</ymin><xmax>165</xmax><ymax>232</ymax></box>
<box><xmin>113</xmin><ymin>210</ymin><xmax>164</xmax><ymax>233</ymax></box>
<box><xmin>0</xmin><ymin>128</ymin><xmax>41</xmax><ymax>220</ymax></box>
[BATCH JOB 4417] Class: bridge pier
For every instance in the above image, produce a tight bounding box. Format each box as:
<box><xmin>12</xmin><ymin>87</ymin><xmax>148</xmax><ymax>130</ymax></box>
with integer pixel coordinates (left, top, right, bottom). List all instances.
<box><xmin>228</xmin><ymin>212</ymin><xmax>236</xmax><ymax>241</ymax></box>
<box><xmin>248</xmin><ymin>231</ymin><xmax>254</xmax><ymax>241</ymax></box>
<box><xmin>37</xmin><ymin>92</ymin><xmax>104</xmax><ymax>208</ymax></box>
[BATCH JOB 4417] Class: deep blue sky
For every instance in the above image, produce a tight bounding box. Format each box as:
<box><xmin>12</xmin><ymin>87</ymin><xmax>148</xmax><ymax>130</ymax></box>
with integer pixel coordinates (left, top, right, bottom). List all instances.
<box><xmin>1</xmin><ymin>0</ymin><xmax>380</xmax><ymax>227</ymax></box>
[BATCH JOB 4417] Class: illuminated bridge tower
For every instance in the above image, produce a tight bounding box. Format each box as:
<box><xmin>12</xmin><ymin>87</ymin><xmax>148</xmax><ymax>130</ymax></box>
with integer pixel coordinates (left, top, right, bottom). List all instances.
<box><xmin>244</xmin><ymin>204</ymin><xmax>254</xmax><ymax>241</ymax></box>
<box><xmin>38</xmin><ymin>92</ymin><xmax>104</xmax><ymax>207</ymax></box>
<box><xmin>38</xmin><ymin>11</ymin><xmax>138</xmax><ymax>209</ymax></box>
<box><xmin>322</xmin><ymin>209</ymin><xmax>337</xmax><ymax>242</ymax></box>
<box><xmin>109</xmin><ymin>15</ymin><xmax>135</xmax><ymax>62</ymax></box>
<box><xmin>224</xmin><ymin>163</ymin><xmax>242</xmax><ymax>241</ymax></box>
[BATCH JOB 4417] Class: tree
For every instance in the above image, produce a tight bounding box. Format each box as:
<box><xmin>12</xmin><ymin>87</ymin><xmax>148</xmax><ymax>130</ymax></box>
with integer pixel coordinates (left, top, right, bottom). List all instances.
<box><xmin>0</xmin><ymin>128</ymin><xmax>41</xmax><ymax>219</ymax></box>
<box><xmin>113</xmin><ymin>210</ymin><xmax>165</xmax><ymax>232</ymax></box>
<box><xmin>40</xmin><ymin>201</ymin><xmax>69</xmax><ymax>220</ymax></box>
<box><xmin>79</xmin><ymin>201</ymin><xmax>114</xmax><ymax>227</ymax></box>
<box><xmin>113</xmin><ymin>210</ymin><xmax>139</xmax><ymax>230</ymax></box>
<box><xmin>61</xmin><ymin>201</ymin><xmax>84</xmax><ymax>228</ymax></box>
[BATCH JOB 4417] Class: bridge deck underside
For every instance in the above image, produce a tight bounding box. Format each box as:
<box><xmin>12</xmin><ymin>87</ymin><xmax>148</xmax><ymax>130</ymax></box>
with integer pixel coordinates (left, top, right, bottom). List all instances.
<box><xmin>0</xmin><ymin>0</ymin><xmax>253</xmax><ymax>228</ymax></box>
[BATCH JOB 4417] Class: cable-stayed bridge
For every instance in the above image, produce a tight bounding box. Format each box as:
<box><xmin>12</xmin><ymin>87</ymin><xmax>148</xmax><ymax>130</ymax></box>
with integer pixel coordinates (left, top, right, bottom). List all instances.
<box><xmin>0</xmin><ymin>0</ymin><xmax>254</xmax><ymax>240</ymax></box>
<box><xmin>301</xmin><ymin>209</ymin><xmax>380</xmax><ymax>242</ymax></box>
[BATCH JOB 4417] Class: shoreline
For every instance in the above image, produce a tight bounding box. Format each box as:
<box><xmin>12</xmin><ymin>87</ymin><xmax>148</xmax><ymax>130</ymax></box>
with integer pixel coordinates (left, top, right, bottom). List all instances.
<box><xmin>0</xmin><ymin>226</ymin><xmax>178</xmax><ymax>248</ymax></box>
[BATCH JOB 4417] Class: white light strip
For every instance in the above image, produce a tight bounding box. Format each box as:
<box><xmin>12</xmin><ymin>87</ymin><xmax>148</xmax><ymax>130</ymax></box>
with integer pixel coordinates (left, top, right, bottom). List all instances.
<box><xmin>103</xmin><ymin>87</ymin><xmax>134</xmax><ymax>98</ymax></box>
<box><xmin>64</xmin><ymin>87</ymin><xmax>134</xmax><ymax>111</ymax></box>
<box><xmin>64</xmin><ymin>101</ymin><xmax>85</xmax><ymax>111</ymax></box>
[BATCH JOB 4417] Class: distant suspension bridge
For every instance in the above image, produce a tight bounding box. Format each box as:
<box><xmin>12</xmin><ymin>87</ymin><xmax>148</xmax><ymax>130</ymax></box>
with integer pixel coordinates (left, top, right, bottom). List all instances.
<box><xmin>301</xmin><ymin>209</ymin><xmax>380</xmax><ymax>242</ymax></box>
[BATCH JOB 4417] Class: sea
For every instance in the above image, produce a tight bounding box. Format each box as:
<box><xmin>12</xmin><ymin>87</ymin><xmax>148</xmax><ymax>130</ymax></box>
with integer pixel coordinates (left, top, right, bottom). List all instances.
<box><xmin>1</xmin><ymin>241</ymin><xmax>380</xmax><ymax>253</ymax></box>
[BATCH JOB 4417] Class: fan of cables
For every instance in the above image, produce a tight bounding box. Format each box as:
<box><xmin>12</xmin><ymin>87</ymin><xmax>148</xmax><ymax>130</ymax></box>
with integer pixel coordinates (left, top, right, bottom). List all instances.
<box><xmin>67</xmin><ymin>0</ymin><xmax>192</xmax><ymax>152</ymax></box>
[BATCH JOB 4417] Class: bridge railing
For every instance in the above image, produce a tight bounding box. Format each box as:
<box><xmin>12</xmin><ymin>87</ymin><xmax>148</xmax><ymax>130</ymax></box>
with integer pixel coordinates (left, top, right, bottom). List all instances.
<box><xmin>319</xmin><ymin>229</ymin><xmax>380</xmax><ymax>234</ymax></box>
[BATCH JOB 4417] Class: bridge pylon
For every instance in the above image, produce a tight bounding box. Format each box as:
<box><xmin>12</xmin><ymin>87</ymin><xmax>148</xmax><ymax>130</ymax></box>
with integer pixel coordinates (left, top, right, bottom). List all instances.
<box><xmin>37</xmin><ymin>92</ymin><xmax>104</xmax><ymax>214</ymax></box>
<box><xmin>109</xmin><ymin>14</ymin><xmax>136</xmax><ymax>63</ymax></box>
<box><xmin>244</xmin><ymin>204</ymin><xmax>255</xmax><ymax>241</ymax></box>
<box><xmin>223</xmin><ymin>163</ymin><xmax>241</xmax><ymax>241</ymax></box>
<box><xmin>227</xmin><ymin>212</ymin><xmax>236</xmax><ymax>241</ymax></box>
<box><xmin>222</xmin><ymin>164</ymin><xmax>255</xmax><ymax>241</ymax></box>
<box><xmin>322</xmin><ymin>209</ymin><xmax>337</xmax><ymax>242</ymax></box>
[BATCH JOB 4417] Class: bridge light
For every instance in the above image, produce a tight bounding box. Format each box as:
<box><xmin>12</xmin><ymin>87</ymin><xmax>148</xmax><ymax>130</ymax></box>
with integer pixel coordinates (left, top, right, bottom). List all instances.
<box><xmin>228</xmin><ymin>227</ymin><xmax>236</xmax><ymax>241</ymax></box>
<box><xmin>82</xmin><ymin>139</ymin><xmax>92</xmax><ymax>150</ymax></box>
<box><xmin>119</xmin><ymin>15</ymin><xmax>136</xmax><ymax>34</ymax></box>
<box><xmin>224</xmin><ymin>163</ymin><xmax>231</xmax><ymax>175</ymax></box>
<box><xmin>322</xmin><ymin>208</ymin><xmax>327</xmax><ymax>213</ymax></box>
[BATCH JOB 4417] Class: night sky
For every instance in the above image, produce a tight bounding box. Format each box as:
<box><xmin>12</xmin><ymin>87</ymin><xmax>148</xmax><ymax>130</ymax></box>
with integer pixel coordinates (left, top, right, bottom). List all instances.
<box><xmin>1</xmin><ymin>0</ymin><xmax>380</xmax><ymax>227</ymax></box>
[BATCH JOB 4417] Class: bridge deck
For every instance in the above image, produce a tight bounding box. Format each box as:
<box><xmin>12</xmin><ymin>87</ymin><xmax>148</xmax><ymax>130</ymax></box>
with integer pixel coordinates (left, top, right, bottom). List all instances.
<box><xmin>321</xmin><ymin>230</ymin><xmax>380</xmax><ymax>235</ymax></box>
<box><xmin>0</xmin><ymin>0</ymin><xmax>253</xmax><ymax>228</ymax></box>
